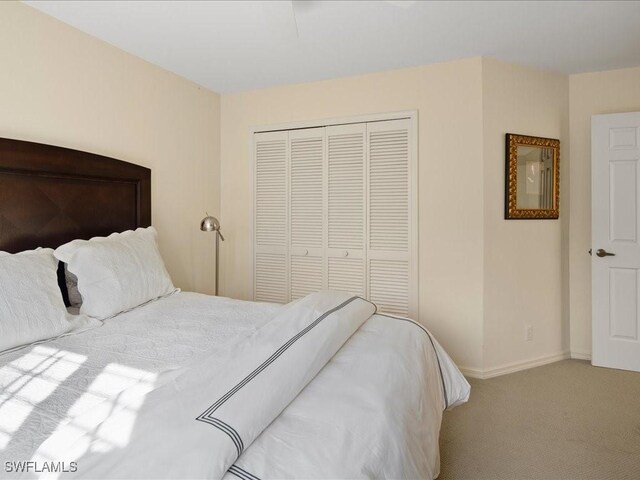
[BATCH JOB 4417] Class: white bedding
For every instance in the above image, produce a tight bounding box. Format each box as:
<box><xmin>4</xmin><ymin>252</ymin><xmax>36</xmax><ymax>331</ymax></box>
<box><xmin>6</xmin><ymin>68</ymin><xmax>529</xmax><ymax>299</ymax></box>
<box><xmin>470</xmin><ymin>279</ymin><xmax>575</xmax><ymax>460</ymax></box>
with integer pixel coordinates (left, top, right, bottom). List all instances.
<box><xmin>225</xmin><ymin>311</ymin><xmax>469</xmax><ymax>480</ymax></box>
<box><xmin>0</xmin><ymin>291</ymin><xmax>469</xmax><ymax>479</ymax></box>
<box><xmin>0</xmin><ymin>293</ymin><xmax>281</xmax><ymax>466</ymax></box>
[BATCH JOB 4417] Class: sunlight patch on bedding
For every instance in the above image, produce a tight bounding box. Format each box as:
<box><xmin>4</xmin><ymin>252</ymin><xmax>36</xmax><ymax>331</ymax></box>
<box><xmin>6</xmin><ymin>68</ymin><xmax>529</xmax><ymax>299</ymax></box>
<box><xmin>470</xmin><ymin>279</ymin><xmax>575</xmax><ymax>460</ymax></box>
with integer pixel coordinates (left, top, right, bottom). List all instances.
<box><xmin>32</xmin><ymin>363</ymin><xmax>157</xmax><ymax>478</ymax></box>
<box><xmin>0</xmin><ymin>401</ymin><xmax>31</xmax><ymax>449</ymax></box>
<box><xmin>0</xmin><ymin>346</ymin><xmax>86</xmax><ymax>449</ymax></box>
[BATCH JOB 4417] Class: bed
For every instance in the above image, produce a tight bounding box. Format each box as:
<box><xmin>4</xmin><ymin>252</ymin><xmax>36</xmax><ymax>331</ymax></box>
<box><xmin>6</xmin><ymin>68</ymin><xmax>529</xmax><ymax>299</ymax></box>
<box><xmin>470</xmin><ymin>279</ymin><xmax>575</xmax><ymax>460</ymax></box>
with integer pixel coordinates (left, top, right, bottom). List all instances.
<box><xmin>0</xmin><ymin>137</ymin><xmax>470</xmax><ymax>479</ymax></box>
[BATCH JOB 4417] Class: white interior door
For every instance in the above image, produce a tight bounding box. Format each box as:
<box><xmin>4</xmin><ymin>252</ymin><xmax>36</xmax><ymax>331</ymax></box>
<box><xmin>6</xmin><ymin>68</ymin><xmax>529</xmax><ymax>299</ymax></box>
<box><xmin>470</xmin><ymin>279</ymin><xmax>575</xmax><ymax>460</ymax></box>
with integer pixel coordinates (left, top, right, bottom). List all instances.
<box><xmin>592</xmin><ymin>112</ymin><xmax>640</xmax><ymax>372</ymax></box>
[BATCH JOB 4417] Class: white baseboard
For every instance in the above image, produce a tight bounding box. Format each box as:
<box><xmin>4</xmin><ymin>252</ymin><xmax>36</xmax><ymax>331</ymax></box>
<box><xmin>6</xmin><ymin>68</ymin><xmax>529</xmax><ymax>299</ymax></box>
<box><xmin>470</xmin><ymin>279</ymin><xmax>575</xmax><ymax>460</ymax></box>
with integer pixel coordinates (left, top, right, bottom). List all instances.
<box><xmin>570</xmin><ymin>350</ymin><xmax>592</xmax><ymax>361</ymax></box>
<box><xmin>459</xmin><ymin>351</ymin><xmax>571</xmax><ymax>379</ymax></box>
<box><xmin>457</xmin><ymin>366</ymin><xmax>484</xmax><ymax>378</ymax></box>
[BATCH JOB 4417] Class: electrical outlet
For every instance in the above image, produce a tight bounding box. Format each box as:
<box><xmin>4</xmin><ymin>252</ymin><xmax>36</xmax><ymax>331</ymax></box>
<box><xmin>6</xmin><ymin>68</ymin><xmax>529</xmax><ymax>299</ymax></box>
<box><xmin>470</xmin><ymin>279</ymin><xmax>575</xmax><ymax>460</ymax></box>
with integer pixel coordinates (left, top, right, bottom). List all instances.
<box><xmin>525</xmin><ymin>325</ymin><xmax>533</xmax><ymax>342</ymax></box>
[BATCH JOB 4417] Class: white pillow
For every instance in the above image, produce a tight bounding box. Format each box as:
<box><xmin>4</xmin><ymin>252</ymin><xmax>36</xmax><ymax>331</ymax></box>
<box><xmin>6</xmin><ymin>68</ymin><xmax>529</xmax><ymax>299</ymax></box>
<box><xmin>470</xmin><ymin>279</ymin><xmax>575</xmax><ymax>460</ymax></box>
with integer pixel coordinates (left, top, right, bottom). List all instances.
<box><xmin>0</xmin><ymin>248</ymin><xmax>74</xmax><ymax>352</ymax></box>
<box><xmin>54</xmin><ymin>227</ymin><xmax>176</xmax><ymax>320</ymax></box>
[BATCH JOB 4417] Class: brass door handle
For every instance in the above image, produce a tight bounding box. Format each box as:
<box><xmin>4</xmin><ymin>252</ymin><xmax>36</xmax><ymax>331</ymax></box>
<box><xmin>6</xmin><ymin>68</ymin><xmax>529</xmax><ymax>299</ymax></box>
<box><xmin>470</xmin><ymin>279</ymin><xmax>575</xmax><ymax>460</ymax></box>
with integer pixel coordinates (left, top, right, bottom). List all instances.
<box><xmin>596</xmin><ymin>249</ymin><xmax>615</xmax><ymax>257</ymax></box>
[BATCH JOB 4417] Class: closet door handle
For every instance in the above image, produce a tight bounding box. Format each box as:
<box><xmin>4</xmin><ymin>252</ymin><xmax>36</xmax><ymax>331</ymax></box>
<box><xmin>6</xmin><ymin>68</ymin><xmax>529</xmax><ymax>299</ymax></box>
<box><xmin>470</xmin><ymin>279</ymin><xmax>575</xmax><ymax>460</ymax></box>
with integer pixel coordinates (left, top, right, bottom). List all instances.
<box><xmin>343</xmin><ymin>250</ymin><xmax>349</xmax><ymax>257</ymax></box>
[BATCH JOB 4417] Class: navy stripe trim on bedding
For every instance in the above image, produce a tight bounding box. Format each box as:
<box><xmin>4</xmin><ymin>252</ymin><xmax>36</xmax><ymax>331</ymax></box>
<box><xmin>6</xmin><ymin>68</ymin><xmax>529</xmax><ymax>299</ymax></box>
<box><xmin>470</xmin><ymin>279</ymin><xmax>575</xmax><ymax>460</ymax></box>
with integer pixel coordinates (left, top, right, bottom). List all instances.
<box><xmin>228</xmin><ymin>465</ymin><xmax>261</xmax><ymax>480</ymax></box>
<box><xmin>199</xmin><ymin>295</ymin><xmax>363</xmax><ymax>417</ymax></box>
<box><xmin>196</xmin><ymin>416</ymin><xmax>244</xmax><ymax>457</ymax></box>
<box><xmin>196</xmin><ymin>295</ymin><xmax>373</xmax><ymax>457</ymax></box>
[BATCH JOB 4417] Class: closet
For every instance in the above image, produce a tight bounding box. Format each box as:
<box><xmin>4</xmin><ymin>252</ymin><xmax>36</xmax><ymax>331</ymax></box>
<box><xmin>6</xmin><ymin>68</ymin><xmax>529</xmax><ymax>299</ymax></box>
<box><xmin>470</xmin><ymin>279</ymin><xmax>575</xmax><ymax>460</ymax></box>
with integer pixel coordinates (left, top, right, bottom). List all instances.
<box><xmin>253</xmin><ymin>116</ymin><xmax>417</xmax><ymax>318</ymax></box>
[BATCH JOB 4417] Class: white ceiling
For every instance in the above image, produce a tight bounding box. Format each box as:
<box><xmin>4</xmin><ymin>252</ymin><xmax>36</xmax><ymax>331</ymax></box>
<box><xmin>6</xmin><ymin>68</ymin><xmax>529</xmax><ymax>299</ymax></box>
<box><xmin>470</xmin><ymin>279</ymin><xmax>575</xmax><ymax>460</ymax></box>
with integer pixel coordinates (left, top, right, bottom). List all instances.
<box><xmin>24</xmin><ymin>0</ymin><xmax>640</xmax><ymax>93</ymax></box>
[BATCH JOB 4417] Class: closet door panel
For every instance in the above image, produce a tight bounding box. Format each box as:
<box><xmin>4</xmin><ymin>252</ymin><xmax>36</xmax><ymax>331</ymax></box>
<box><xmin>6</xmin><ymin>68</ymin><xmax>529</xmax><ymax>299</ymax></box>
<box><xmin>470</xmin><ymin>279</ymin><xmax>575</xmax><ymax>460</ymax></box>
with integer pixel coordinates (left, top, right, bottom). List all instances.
<box><xmin>369</xmin><ymin>121</ymin><xmax>409</xmax><ymax>251</ymax></box>
<box><xmin>289</xmin><ymin>128</ymin><xmax>325</xmax><ymax>300</ymax></box>
<box><xmin>369</xmin><ymin>258</ymin><xmax>409</xmax><ymax>316</ymax></box>
<box><xmin>328</xmin><ymin>257</ymin><xmax>365</xmax><ymax>297</ymax></box>
<box><xmin>291</xmin><ymin>255</ymin><xmax>324</xmax><ymax>300</ymax></box>
<box><xmin>255</xmin><ymin>252</ymin><xmax>288</xmax><ymax>303</ymax></box>
<box><xmin>328</xmin><ymin>125</ymin><xmax>365</xmax><ymax>250</ymax></box>
<box><xmin>254</xmin><ymin>131</ymin><xmax>288</xmax><ymax>303</ymax></box>
<box><xmin>290</xmin><ymin>128</ymin><xmax>324</xmax><ymax>250</ymax></box>
<box><xmin>367</xmin><ymin>119</ymin><xmax>413</xmax><ymax>316</ymax></box>
<box><xmin>327</xmin><ymin>123</ymin><xmax>366</xmax><ymax>297</ymax></box>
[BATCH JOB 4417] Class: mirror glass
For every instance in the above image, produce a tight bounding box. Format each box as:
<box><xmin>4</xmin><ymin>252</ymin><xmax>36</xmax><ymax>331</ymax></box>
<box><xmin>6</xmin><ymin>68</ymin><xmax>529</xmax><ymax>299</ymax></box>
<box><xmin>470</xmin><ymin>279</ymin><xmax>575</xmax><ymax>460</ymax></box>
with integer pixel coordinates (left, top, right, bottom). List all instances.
<box><xmin>516</xmin><ymin>145</ymin><xmax>555</xmax><ymax>209</ymax></box>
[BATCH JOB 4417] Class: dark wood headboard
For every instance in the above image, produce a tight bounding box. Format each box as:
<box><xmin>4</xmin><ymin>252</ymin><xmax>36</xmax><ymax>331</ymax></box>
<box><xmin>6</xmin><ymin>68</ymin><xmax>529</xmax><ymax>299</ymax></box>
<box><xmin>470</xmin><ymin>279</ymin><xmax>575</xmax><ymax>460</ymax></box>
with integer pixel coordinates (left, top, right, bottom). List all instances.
<box><xmin>0</xmin><ymin>137</ymin><xmax>151</xmax><ymax>253</ymax></box>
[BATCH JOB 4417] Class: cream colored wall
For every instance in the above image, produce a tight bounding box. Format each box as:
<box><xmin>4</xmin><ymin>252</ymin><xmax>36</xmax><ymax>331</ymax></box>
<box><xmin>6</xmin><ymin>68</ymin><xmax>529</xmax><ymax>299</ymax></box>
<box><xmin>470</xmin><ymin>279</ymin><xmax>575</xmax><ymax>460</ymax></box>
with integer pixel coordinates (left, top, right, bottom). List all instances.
<box><xmin>12</xmin><ymin>0</ymin><xmax>621</xmax><ymax>374</ymax></box>
<box><xmin>221</xmin><ymin>58</ymin><xmax>486</xmax><ymax>371</ymax></box>
<box><xmin>568</xmin><ymin>66</ymin><xmax>640</xmax><ymax>359</ymax></box>
<box><xmin>481</xmin><ymin>58</ymin><xmax>570</xmax><ymax>374</ymax></box>
<box><xmin>220</xmin><ymin>57</ymin><xmax>575</xmax><ymax>375</ymax></box>
<box><xmin>0</xmin><ymin>2</ymin><xmax>221</xmax><ymax>293</ymax></box>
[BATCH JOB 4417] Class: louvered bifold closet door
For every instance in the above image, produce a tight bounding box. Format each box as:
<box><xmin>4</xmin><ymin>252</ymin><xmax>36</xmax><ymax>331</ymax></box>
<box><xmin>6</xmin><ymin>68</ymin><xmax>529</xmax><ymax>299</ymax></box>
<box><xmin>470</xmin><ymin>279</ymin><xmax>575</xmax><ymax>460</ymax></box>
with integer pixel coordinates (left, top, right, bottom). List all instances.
<box><xmin>367</xmin><ymin>119</ymin><xmax>415</xmax><ymax>317</ymax></box>
<box><xmin>254</xmin><ymin>131</ymin><xmax>288</xmax><ymax>303</ymax></box>
<box><xmin>289</xmin><ymin>128</ymin><xmax>326</xmax><ymax>300</ymax></box>
<box><xmin>326</xmin><ymin>123</ymin><xmax>366</xmax><ymax>297</ymax></box>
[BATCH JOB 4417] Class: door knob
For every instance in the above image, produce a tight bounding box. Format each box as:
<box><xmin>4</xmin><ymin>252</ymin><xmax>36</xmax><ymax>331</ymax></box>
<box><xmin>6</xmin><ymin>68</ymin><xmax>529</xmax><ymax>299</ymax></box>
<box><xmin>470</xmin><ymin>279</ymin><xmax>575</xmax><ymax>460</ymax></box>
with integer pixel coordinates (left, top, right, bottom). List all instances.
<box><xmin>596</xmin><ymin>249</ymin><xmax>615</xmax><ymax>257</ymax></box>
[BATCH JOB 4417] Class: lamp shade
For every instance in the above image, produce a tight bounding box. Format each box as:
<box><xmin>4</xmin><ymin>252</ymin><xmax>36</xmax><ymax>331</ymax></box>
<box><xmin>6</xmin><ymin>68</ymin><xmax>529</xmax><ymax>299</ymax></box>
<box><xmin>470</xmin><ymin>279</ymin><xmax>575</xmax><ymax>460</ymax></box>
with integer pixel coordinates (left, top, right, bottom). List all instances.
<box><xmin>200</xmin><ymin>215</ymin><xmax>220</xmax><ymax>232</ymax></box>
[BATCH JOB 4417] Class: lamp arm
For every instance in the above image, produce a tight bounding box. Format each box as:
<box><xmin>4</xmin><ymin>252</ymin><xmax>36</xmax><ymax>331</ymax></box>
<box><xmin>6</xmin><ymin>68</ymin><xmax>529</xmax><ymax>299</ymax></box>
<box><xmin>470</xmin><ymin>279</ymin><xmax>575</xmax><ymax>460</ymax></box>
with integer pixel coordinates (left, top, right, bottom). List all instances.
<box><xmin>217</xmin><ymin>230</ymin><xmax>225</xmax><ymax>241</ymax></box>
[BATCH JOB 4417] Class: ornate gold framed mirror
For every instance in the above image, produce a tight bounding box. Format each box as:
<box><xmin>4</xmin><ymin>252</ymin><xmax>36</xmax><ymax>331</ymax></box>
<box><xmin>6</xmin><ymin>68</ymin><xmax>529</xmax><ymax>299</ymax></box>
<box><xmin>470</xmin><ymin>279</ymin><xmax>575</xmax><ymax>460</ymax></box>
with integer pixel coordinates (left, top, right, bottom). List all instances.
<box><xmin>505</xmin><ymin>133</ymin><xmax>560</xmax><ymax>219</ymax></box>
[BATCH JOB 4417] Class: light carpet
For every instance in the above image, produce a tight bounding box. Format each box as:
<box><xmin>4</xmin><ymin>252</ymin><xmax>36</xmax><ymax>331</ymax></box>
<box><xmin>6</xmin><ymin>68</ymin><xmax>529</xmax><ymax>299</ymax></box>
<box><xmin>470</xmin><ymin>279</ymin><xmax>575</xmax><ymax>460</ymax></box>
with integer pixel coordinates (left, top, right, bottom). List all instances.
<box><xmin>439</xmin><ymin>359</ymin><xmax>640</xmax><ymax>479</ymax></box>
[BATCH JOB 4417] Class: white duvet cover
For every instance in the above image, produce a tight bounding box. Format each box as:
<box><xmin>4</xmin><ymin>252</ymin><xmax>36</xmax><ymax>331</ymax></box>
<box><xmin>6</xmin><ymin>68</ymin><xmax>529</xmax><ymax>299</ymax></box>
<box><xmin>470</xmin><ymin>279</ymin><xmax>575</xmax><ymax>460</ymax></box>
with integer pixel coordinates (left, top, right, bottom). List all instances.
<box><xmin>0</xmin><ymin>291</ymin><xmax>469</xmax><ymax>480</ymax></box>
